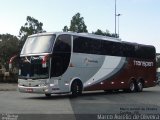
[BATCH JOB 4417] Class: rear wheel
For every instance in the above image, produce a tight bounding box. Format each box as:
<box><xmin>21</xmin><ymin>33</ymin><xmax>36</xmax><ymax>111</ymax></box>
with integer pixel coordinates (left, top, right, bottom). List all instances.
<box><xmin>71</xmin><ymin>81</ymin><xmax>82</xmax><ymax>97</ymax></box>
<box><xmin>129</xmin><ymin>82</ymin><xmax>136</xmax><ymax>92</ymax></box>
<box><xmin>136</xmin><ymin>81</ymin><xmax>143</xmax><ymax>92</ymax></box>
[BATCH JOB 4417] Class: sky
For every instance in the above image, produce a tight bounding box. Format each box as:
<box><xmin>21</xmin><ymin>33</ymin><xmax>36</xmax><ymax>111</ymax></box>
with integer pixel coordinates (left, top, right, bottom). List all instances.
<box><xmin>0</xmin><ymin>0</ymin><xmax>160</xmax><ymax>53</ymax></box>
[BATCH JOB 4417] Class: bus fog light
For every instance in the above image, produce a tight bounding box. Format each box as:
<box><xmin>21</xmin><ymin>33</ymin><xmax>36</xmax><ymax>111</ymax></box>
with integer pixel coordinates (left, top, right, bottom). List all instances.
<box><xmin>65</xmin><ymin>83</ymin><xmax>69</xmax><ymax>86</ymax></box>
<box><xmin>45</xmin><ymin>89</ymin><xmax>49</xmax><ymax>92</ymax></box>
<box><xmin>50</xmin><ymin>84</ymin><xmax>54</xmax><ymax>87</ymax></box>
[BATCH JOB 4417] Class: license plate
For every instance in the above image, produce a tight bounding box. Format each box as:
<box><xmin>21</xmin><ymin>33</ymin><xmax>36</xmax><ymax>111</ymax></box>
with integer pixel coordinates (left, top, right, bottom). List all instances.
<box><xmin>26</xmin><ymin>88</ymin><xmax>33</xmax><ymax>92</ymax></box>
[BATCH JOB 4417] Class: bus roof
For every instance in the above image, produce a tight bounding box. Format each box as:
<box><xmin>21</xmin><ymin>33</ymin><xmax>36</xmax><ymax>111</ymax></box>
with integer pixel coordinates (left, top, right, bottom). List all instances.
<box><xmin>28</xmin><ymin>32</ymin><xmax>155</xmax><ymax>49</ymax></box>
<box><xmin>28</xmin><ymin>32</ymin><xmax>121</xmax><ymax>42</ymax></box>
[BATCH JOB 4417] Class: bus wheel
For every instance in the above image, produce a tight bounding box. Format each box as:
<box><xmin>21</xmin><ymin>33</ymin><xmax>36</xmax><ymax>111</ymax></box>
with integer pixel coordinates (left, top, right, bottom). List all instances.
<box><xmin>129</xmin><ymin>82</ymin><xmax>136</xmax><ymax>92</ymax></box>
<box><xmin>136</xmin><ymin>81</ymin><xmax>143</xmax><ymax>92</ymax></box>
<box><xmin>45</xmin><ymin>94</ymin><xmax>51</xmax><ymax>97</ymax></box>
<box><xmin>71</xmin><ymin>81</ymin><xmax>82</xmax><ymax>97</ymax></box>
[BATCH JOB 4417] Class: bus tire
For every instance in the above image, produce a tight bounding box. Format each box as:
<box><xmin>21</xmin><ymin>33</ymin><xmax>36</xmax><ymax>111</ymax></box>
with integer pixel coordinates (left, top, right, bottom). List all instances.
<box><xmin>71</xmin><ymin>80</ymin><xmax>82</xmax><ymax>97</ymax></box>
<box><xmin>45</xmin><ymin>94</ymin><xmax>51</xmax><ymax>97</ymax></box>
<box><xmin>129</xmin><ymin>81</ymin><xmax>136</xmax><ymax>92</ymax></box>
<box><xmin>136</xmin><ymin>80</ymin><xmax>143</xmax><ymax>92</ymax></box>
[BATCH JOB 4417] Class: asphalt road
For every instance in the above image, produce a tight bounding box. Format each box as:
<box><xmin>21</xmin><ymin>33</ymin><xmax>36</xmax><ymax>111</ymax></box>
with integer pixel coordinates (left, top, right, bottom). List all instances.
<box><xmin>0</xmin><ymin>86</ymin><xmax>160</xmax><ymax>120</ymax></box>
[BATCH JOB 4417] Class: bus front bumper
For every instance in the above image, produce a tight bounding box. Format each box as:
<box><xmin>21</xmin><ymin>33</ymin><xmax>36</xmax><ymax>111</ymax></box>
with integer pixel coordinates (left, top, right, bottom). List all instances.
<box><xmin>18</xmin><ymin>85</ymin><xmax>49</xmax><ymax>94</ymax></box>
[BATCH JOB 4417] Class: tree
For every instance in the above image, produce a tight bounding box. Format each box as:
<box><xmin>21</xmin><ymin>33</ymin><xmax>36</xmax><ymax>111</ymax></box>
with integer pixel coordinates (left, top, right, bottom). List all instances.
<box><xmin>0</xmin><ymin>34</ymin><xmax>19</xmax><ymax>70</ymax></box>
<box><xmin>63</xmin><ymin>13</ymin><xmax>88</xmax><ymax>33</ymax></box>
<box><xmin>92</xmin><ymin>29</ymin><xmax>117</xmax><ymax>37</ymax></box>
<box><xmin>19</xmin><ymin>16</ymin><xmax>46</xmax><ymax>48</ymax></box>
<box><xmin>63</xmin><ymin>26</ymin><xmax>69</xmax><ymax>32</ymax></box>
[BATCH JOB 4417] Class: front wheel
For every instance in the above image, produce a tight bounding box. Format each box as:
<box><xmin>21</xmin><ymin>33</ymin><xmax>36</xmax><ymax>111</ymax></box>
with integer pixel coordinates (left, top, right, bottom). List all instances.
<box><xmin>71</xmin><ymin>81</ymin><xmax>82</xmax><ymax>97</ymax></box>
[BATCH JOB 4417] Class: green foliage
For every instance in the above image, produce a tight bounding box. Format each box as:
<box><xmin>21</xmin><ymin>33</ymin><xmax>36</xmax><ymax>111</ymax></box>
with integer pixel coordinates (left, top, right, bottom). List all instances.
<box><xmin>92</xmin><ymin>29</ymin><xmax>117</xmax><ymax>37</ymax></box>
<box><xmin>63</xmin><ymin>26</ymin><xmax>69</xmax><ymax>32</ymax></box>
<box><xmin>63</xmin><ymin>12</ymin><xmax>117</xmax><ymax>38</ymax></box>
<box><xmin>19</xmin><ymin>16</ymin><xmax>46</xmax><ymax>49</ymax></box>
<box><xmin>63</xmin><ymin>13</ymin><xmax>88</xmax><ymax>33</ymax></box>
<box><xmin>0</xmin><ymin>16</ymin><xmax>46</xmax><ymax>70</ymax></box>
<box><xmin>0</xmin><ymin>34</ymin><xmax>19</xmax><ymax>70</ymax></box>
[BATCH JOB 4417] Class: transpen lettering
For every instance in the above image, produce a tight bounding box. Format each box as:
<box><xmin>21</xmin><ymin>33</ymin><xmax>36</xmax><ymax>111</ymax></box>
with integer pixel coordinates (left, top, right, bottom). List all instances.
<box><xmin>133</xmin><ymin>60</ymin><xmax>154</xmax><ymax>67</ymax></box>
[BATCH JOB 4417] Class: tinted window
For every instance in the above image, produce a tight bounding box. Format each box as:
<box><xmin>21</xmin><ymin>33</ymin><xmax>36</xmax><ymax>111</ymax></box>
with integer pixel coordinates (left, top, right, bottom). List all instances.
<box><xmin>122</xmin><ymin>42</ymin><xmax>135</xmax><ymax>58</ymax></box>
<box><xmin>101</xmin><ymin>40</ymin><xmax>123</xmax><ymax>56</ymax></box>
<box><xmin>19</xmin><ymin>56</ymin><xmax>49</xmax><ymax>79</ymax></box>
<box><xmin>51</xmin><ymin>34</ymin><xmax>71</xmax><ymax>77</ymax></box>
<box><xmin>135</xmin><ymin>45</ymin><xmax>155</xmax><ymax>59</ymax></box>
<box><xmin>73</xmin><ymin>36</ymin><xmax>101</xmax><ymax>54</ymax></box>
<box><xmin>53</xmin><ymin>34</ymin><xmax>71</xmax><ymax>53</ymax></box>
<box><xmin>73</xmin><ymin>35</ymin><xmax>155</xmax><ymax>59</ymax></box>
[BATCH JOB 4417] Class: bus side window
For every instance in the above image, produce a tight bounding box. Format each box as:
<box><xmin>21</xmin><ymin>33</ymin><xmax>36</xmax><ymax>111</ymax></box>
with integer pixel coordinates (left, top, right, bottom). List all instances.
<box><xmin>73</xmin><ymin>36</ymin><xmax>101</xmax><ymax>55</ymax></box>
<box><xmin>135</xmin><ymin>45</ymin><xmax>155</xmax><ymax>59</ymax></box>
<box><xmin>51</xmin><ymin>34</ymin><xmax>71</xmax><ymax>77</ymax></box>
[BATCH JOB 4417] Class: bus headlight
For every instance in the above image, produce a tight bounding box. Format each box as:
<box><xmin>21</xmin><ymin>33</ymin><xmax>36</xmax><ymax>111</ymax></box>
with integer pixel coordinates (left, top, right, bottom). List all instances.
<box><xmin>39</xmin><ymin>84</ymin><xmax>43</xmax><ymax>87</ymax></box>
<box><xmin>39</xmin><ymin>82</ymin><xmax>47</xmax><ymax>87</ymax></box>
<box><xmin>18</xmin><ymin>83</ymin><xmax>23</xmax><ymax>86</ymax></box>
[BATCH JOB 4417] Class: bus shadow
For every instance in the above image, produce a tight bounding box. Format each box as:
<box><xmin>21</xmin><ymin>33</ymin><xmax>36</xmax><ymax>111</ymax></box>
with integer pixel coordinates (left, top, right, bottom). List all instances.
<box><xmin>24</xmin><ymin>88</ymin><xmax>160</xmax><ymax>100</ymax></box>
<box><xmin>25</xmin><ymin>94</ymin><xmax>71</xmax><ymax>100</ymax></box>
<box><xmin>23</xmin><ymin>91</ymin><xmax>119</xmax><ymax>100</ymax></box>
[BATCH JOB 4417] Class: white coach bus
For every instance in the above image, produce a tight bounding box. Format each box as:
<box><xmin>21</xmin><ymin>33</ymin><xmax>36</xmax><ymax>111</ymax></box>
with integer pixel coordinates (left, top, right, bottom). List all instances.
<box><xmin>10</xmin><ymin>32</ymin><xmax>156</xmax><ymax>97</ymax></box>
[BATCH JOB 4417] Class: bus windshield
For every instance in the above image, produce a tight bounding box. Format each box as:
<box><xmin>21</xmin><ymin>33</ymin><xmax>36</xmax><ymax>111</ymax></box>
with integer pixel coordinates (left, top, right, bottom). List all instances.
<box><xmin>19</xmin><ymin>56</ymin><xmax>50</xmax><ymax>79</ymax></box>
<box><xmin>21</xmin><ymin>35</ymin><xmax>56</xmax><ymax>55</ymax></box>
